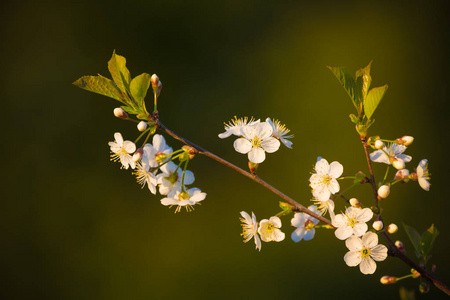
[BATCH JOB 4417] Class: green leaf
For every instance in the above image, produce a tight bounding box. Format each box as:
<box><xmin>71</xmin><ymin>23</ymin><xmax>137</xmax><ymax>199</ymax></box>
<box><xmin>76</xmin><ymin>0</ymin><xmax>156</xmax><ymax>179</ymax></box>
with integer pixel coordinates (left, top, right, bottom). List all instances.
<box><xmin>364</xmin><ymin>85</ymin><xmax>388</xmax><ymax>119</ymax></box>
<box><xmin>349</xmin><ymin>114</ymin><xmax>359</xmax><ymax>124</ymax></box>
<box><xmin>130</xmin><ymin>73</ymin><xmax>151</xmax><ymax>109</ymax></box>
<box><xmin>403</xmin><ymin>223</ymin><xmax>422</xmax><ymax>258</ymax></box>
<box><xmin>108</xmin><ymin>50</ymin><xmax>132</xmax><ymax>102</ymax></box>
<box><xmin>73</xmin><ymin>75</ymin><xmax>125</xmax><ymax>104</ymax></box>
<box><xmin>147</xmin><ymin>121</ymin><xmax>157</xmax><ymax>135</ymax></box>
<box><xmin>327</xmin><ymin>66</ymin><xmax>362</xmax><ymax>110</ymax></box>
<box><xmin>420</xmin><ymin>224</ymin><xmax>439</xmax><ymax>256</ymax></box>
<box><xmin>136</xmin><ymin>113</ymin><xmax>149</xmax><ymax>120</ymax></box>
<box><xmin>355</xmin><ymin>61</ymin><xmax>372</xmax><ymax>99</ymax></box>
<box><xmin>121</xmin><ymin>105</ymin><xmax>137</xmax><ymax>114</ymax></box>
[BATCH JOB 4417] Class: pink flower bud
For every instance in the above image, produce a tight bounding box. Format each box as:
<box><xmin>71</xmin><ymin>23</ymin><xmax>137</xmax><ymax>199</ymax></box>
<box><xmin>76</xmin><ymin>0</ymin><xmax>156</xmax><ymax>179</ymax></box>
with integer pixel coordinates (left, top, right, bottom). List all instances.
<box><xmin>395</xmin><ymin>240</ymin><xmax>405</xmax><ymax>253</ymax></box>
<box><xmin>137</xmin><ymin>121</ymin><xmax>148</xmax><ymax>132</ymax></box>
<box><xmin>380</xmin><ymin>276</ymin><xmax>398</xmax><ymax>284</ymax></box>
<box><xmin>390</xmin><ymin>157</ymin><xmax>405</xmax><ymax>170</ymax></box>
<box><xmin>349</xmin><ymin>198</ymin><xmax>362</xmax><ymax>208</ymax></box>
<box><xmin>387</xmin><ymin>223</ymin><xmax>398</xmax><ymax>234</ymax></box>
<box><xmin>372</xmin><ymin>220</ymin><xmax>383</xmax><ymax>231</ymax></box>
<box><xmin>377</xmin><ymin>185</ymin><xmax>390</xmax><ymax>199</ymax></box>
<box><xmin>133</xmin><ymin>148</ymin><xmax>144</xmax><ymax>162</ymax></box>
<box><xmin>151</xmin><ymin>74</ymin><xmax>160</xmax><ymax>89</ymax></box>
<box><xmin>411</xmin><ymin>269</ymin><xmax>421</xmax><ymax>278</ymax></box>
<box><xmin>397</xmin><ymin>135</ymin><xmax>414</xmax><ymax>146</ymax></box>
<box><xmin>395</xmin><ymin>169</ymin><xmax>410</xmax><ymax>182</ymax></box>
<box><xmin>374</xmin><ymin>140</ymin><xmax>384</xmax><ymax>149</ymax></box>
<box><xmin>113</xmin><ymin>107</ymin><xmax>128</xmax><ymax>119</ymax></box>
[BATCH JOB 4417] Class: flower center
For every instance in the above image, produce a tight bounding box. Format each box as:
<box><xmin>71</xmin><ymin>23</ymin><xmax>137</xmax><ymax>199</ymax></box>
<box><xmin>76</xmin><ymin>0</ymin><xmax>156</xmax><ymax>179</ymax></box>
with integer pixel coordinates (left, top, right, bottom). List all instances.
<box><xmin>347</xmin><ymin>216</ymin><xmax>357</xmax><ymax>227</ymax></box>
<box><xmin>251</xmin><ymin>136</ymin><xmax>262</xmax><ymax>147</ymax></box>
<box><xmin>361</xmin><ymin>247</ymin><xmax>371</xmax><ymax>257</ymax></box>
<box><xmin>265</xmin><ymin>223</ymin><xmax>274</xmax><ymax>234</ymax></box>
<box><xmin>155</xmin><ymin>152</ymin><xmax>166</xmax><ymax>162</ymax></box>
<box><xmin>321</xmin><ymin>175</ymin><xmax>332</xmax><ymax>185</ymax></box>
<box><xmin>179</xmin><ymin>192</ymin><xmax>190</xmax><ymax>200</ymax></box>
<box><xmin>166</xmin><ymin>172</ymin><xmax>179</xmax><ymax>184</ymax></box>
<box><xmin>118</xmin><ymin>147</ymin><xmax>128</xmax><ymax>155</ymax></box>
<box><xmin>305</xmin><ymin>220</ymin><xmax>315</xmax><ymax>231</ymax></box>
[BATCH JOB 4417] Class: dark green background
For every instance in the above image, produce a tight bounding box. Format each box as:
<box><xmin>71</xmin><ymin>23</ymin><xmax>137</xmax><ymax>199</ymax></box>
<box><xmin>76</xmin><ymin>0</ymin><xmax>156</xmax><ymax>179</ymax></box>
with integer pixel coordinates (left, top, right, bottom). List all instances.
<box><xmin>1</xmin><ymin>0</ymin><xmax>449</xmax><ymax>299</ymax></box>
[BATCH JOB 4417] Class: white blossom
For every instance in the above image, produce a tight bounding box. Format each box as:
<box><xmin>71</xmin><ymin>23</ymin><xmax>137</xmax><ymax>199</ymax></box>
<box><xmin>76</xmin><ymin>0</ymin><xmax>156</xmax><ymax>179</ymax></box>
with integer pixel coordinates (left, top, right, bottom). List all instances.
<box><xmin>157</xmin><ymin>161</ymin><xmax>195</xmax><ymax>196</ymax></box>
<box><xmin>109</xmin><ymin>132</ymin><xmax>136</xmax><ymax>169</ymax></box>
<box><xmin>239</xmin><ymin>211</ymin><xmax>262</xmax><ymax>251</ymax></box>
<box><xmin>344</xmin><ymin>232</ymin><xmax>388</xmax><ymax>275</ymax></box>
<box><xmin>141</xmin><ymin>134</ymin><xmax>173</xmax><ymax>171</ymax></box>
<box><xmin>291</xmin><ymin>205</ymin><xmax>320</xmax><ymax>242</ymax></box>
<box><xmin>134</xmin><ymin>162</ymin><xmax>158</xmax><ymax>194</ymax></box>
<box><xmin>160</xmin><ymin>188</ymin><xmax>206</xmax><ymax>213</ymax></box>
<box><xmin>258</xmin><ymin>216</ymin><xmax>285</xmax><ymax>242</ymax></box>
<box><xmin>265</xmin><ymin>117</ymin><xmax>293</xmax><ymax>149</ymax></box>
<box><xmin>370</xmin><ymin>143</ymin><xmax>412</xmax><ymax>168</ymax></box>
<box><xmin>332</xmin><ymin>207</ymin><xmax>373</xmax><ymax>240</ymax></box>
<box><xmin>309</xmin><ymin>158</ymin><xmax>343</xmax><ymax>202</ymax></box>
<box><xmin>233</xmin><ymin>122</ymin><xmax>280</xmax><ymax>164</ymax></box>
<box><xmin>416</xmin><ymin>159</ymin><xmax>431</xmax><ymax>191</ymax></box>
<box><xmin>218</xmin><ymin>116</ymin><xmax>260</xmax><ymax>139</ymax></box>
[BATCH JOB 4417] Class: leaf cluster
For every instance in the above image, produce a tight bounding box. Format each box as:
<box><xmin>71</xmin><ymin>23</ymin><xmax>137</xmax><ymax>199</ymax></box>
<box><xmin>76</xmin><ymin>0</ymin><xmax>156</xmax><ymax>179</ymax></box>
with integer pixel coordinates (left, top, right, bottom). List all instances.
<box><xmin>403</xmin><ymin>223</ymin><xmax>439</xmax><ymax>263</ymax></box>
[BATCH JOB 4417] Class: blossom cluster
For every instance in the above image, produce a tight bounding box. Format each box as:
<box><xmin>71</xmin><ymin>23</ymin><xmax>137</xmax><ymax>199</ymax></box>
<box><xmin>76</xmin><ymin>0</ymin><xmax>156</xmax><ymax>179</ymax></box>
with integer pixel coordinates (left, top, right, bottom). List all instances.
<box><xmin>219</xmin><ymin>117</ymin><xmax>293</xmax><ymax>164</ymax></box>
<box><xmin>239</xmin><ymin>211</ymin><xmax>285</xmax><ymax>251</ymax></box>
<box><xmin>109</xmin><ymin>132</ymin><xmax>206</xmax><ymax>212</ymax></box>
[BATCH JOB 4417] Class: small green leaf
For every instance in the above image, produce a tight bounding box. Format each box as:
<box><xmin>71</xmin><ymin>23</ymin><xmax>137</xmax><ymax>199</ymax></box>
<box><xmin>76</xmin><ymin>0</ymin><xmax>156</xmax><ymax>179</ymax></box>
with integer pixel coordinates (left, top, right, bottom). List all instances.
<box><xmin>121</xmin><ymin>105</ymin><xmax>137</xmax><ymax>114</ymax></box>
<box><xmin>327</xmin><ymin>66</ymin><xmax>362</xmax><ymax>110</ymax></box>
<box><xmin>420</xmin><ymin>224</ymin><xmax>439</xmax><ymax>256</ymax></box>
<box><xmin>364</xmin><ymin>85</ymin><xmax>388</xmax><ymax>119</ymax></box>
<box><xmin>136</xmin><ymin>113</ymin><xmax>149</xmax><ymax>120</ymax></box>
<box><xmin>108</xmin><ymin>51</ymin><xmax>132</xmax><ymax>102</ymax></box>
<box><xmin>349</xmin><ymin>114</ymin><xmax>359</xmax><ymax>124</ymax></box>
<box><xmin>130</xmin><ymin>73</ymin><xmax>151</xmax><ymax>110</ymax></box>
<box><xmin>403</xmin><ymin>223</ymin><xmax>422</xmax><ymax>258</ymax></box>
<box><xmin>355</xmin><ymin>61</ymin><xmax>372</xmax><ymax>99</ymax></box>
<box><xmin>73</xmin><ymin>75</ymin><xmax>125</xmax><ymax>104</ymax></box>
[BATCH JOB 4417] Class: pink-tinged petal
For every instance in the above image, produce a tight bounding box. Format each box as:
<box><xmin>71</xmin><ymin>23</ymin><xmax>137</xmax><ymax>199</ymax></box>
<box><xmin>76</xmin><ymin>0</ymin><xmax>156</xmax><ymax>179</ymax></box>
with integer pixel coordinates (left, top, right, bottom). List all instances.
<box><xmin>352</xmin><ymin>223</ymin><xmax>368</xmax><ymax>237</ymax></box>
<box><xmin>344</xmin><ymin>251</ymin><xmax>362</xmax><ymax>267</ymax></box>
<box><xmin>397</xmin><ymin>154</ymin><xmax>412</xmax><ymax>163</ymax></box>
<box><xmin>362</xmin><ymin>232</ymin><xmax>379</xmax><ymax>249</ymax></box>
<box><xmin>218</xmin><ymin>130</ymin><xmax>232</xmax><ymax>139</ymax></box>
<box><xmin>280</xmin><ymin>138</ymin><xmax>293</xmax><ymax>149</ymax></box>
<box><xmin>332</xmin><ymin>214</ymin><xmax>346</xmax><ymax>227</ymax></box>
<box><xmin>291</xmin><ymin>227</ymin><xmax>307</xmax><ymax>242</ymax></box>
<box><xmin>241</xmin><ymin>125</ymin><xmax>256</xmax><ymax>140</ymax></box>
<box><xmin>234</xmin><ymin>138</ymin><xmax>252</xmax><ymax>154</ymax></box>
<box><xmin>370</xmin><ymin>151</ymin><xmax>390</xmax><ymax>164</ymax></box>
<box><xmin>371</xmin><ymin>244</ymin><xmax>388</xmax><ymax>261</ymax></box>
<box><xmin>419</xmin><ymin>178</ymin><xmax>430</xmax><ymax>191</ymax></box>
<box><xmin>345</xmin><ymin>235</ymin><xmax>363</xmax><ymax>251</ymax></box>
<box><xmin>303</xmin><ymin>228</ymin><xmax>316</xmax><ymax>241</ymax></box>
<box><xmin>360</xmin><ymin>257</ymin><xmax>377</xmax><ymax>274</ymax></box>
<box><xmin>114</xmin><ymin>132</ymin><xmax>124</xmax><ymax>145</ymax></box>
<box><xmin>261</xmin><ymin>137</ymin><xmax>280</xmax><ymax>153</ymax></box>
<box><xmin>291</xmin><ymin>213</ymin><xmax>306</xmax><ymax>228</ymax></box>
<box><xmin>315</xmin><ymin>159</ymin><xmax>330</xmax><ymax>175</ymax></box>
<box><xmin>273</xmin><ymin>229</ymin><xmax>285</xmax><ymax>242</ymax></box>
<box><xmin>328</xmin><ymin>179</ymin><xmax>340</xmax><ymax>194</ymax></box>
<box><xmin>123</xmin><ymin>141</ymin><xmax>136</xmax><ymax>153</ymax></box>
<box><xmin>248</xmin><ymin>147</ymin><xmax>265</xmax><ymax>164</ymax></box>
<box><xmin>329</xmin><ymin>161</ymin><xmax>344</xmax><ymax>178</ymax></box>
<box><xmin>269</xmin><ymin>216</ymin><xmax>282</xmax><ymax>228</ymax></box>
<box><xmin>183</xmin><ymin>171</ymin><xmax>195</xmax><ymax>185</ymax></box>
<box><xmin>335</xmin><ymin>226</ymin><xmax>353</xmax><ymax>240</ymax></box>
<box><xmin>357</xmin><ymin>208</ymin><xmax>374</xmax><ymax>222</ymax></box>
<box><xmin>152</xmin><ymin>134</ymin><xmax>166</xmax><ymax>152</ymax></box>
<box><xmin>254</xmin><ymin>234</ymin><xmax>262</xmax><ymax>251</ymax></box>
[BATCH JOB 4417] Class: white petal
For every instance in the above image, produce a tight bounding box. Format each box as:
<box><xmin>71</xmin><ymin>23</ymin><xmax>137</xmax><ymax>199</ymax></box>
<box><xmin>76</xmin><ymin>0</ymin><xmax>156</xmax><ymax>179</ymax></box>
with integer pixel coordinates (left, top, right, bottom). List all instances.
<box><xmin>328</xmin><ymin>179</ymin><xmax>340</xmax><ymax>194</ymax></box>
<box><xmin>370</xmin><ymin>150</ymin><xmax>390</xmax><ymax>164</ymax></box>
<box><xmin>352</xmin><ymin>223</ymin><xmax>368</xmax><ymax>237</ymax></box>
<box><xmin>362</xmin><ymin>232</ymin><xmax>379</xmax><ymax>249</ymax></box>
<box><xmin>152</xmin><ymin>134</ymin><xmax>166</xmax><ymax>152</ymax></box>
<box><xmin>357</xmin><ymin>208</ymin><xmax>374</xmax><ymax>223</ymax></box>
<box><xmin>114</xmin><ymin>132</ymin><xmax>124</xmax><ymax>145</ymax></box>
<box><xmin>183</xmin><ymin>171</ymin><xmax>195</xmax><ymax>185</ymax></box>
<box><xmin>345</xmin><ymin>235</ymin><xmax>363</xmax><ymax>251</ymax></box>
<box><xmin>255</xmin><ymin>122</ymin><xmax>273</xmax><ymax>140</ymax></box>
<box><xmin>309</xmin><ymin>174</ymin><xmax>321</xmax><ymax>188</ymax></box>
<box><xmin>291</xmin><ymin>213</ymin><xmax>306</xmax><ymax>228</ymax></box>
<box><xmin>316</xmin><ymin>190</ymin><xmax>331</xmax><ymax>202</ymax></box>
<box><xmin>254</xmin><ymin>234</ymin><xmax>262</xmax><ymax>251</ymax></box>
<box><xmin>248</xmin><ymin>147</ymin><xmax>265</xmax><ymax>164</ymax></box>
<box><xmin>303</xmin><ymin>229</ymin><xmax>315</xmax><ymax>241</ymax></box>
<box><xmin>331</xmin><ymin>214</ymin><xmax>346</xmax><ymax>227</ymax></box>
<box><xmin>291</xmin><ymin>227</ymin><xmax>306</xmax><ymax>242</ymax></box>
<box><xmin>233</xmin><ymin>138</ymin><xmax>252</xmax><ymax>154</ymax></box>
<box><xmin>241</xmin><ymin>125</ymin><xmax>256</xmax><ymax>140</ymax></box>
<box><xmin>397</xmin><ymin>154</ymin><xmax>412</xmax><ymax>163</ymax></box>
<box><xmin>335</xmin><ymin>226</ymin><xmax>353</xmax><ymax>240</ymax></box>
<box><xmin>360</xmin><ymin>257</ymin><xmax>377</xmax><ymax>274</ymax></box>
<box><xmin>218</xmin><ymin>131</ymin><xmax>232</xmax><ymax>139</ymax></box>
<box><xmin>419</xmin><ymin>178</ymin><xmax>430</xmax><ymax>191</ymax></box>
<box><xmin>123</xmin><ymin>141</ymin><xmax>136</xmax><ymax>153</ymax></box>
<box><xmin>273</xmin><ymin>229</ymin><xmax>285</xmax><ymax>242</ymax></box>
<box><xmin>329</xmin><ymin>161</ymin><xmax>344</xmax><ymax>178</ymax></box>
<box><xmin>344</xmin><ymin>251</ymin><xmax>362</xmax><ymax>267</ymax></box>
<box><xmin>240</xmin><ymin>211</ymin><xmax>251</xmax><ymax>223</ymax></box>
<box><xmin>371</xmin><ymin>244</ymin><xmax>388</xmax><ymax>261</ymax></box>
<box><xmin>280</xmin><ymin>138</ymin><xmax>293</xmax><ymax>149</ymax></box>
<box><xmin>261</xmin><ymin>137</ymin><xmax>280</xmax><ymax>153</ymax></box>
<box><xmin>269</xmin><ymin>216</ymin><xmax>282</xmax><ymax>228</ymax></box>
<box><xmin>315</xmin><ymin>158</ymin><xmax>330</xmax><ymax>175</ymax></box>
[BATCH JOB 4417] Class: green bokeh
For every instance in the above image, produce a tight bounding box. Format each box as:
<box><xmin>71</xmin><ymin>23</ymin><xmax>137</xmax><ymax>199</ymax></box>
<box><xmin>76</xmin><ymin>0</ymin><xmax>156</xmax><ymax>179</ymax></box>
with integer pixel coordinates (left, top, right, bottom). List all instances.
<box><xmin>1</xmin><ymin>1</ymin><xmax>449</xmax><ymax>299</ymax></box>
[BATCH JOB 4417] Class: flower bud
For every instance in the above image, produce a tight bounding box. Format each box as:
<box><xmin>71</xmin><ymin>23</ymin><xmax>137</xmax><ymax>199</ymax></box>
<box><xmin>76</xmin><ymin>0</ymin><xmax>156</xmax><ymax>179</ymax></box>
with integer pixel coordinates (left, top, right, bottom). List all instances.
<box><xmin>411</xmin><ymin>269</ymin><xmax>421</xmax><ymax>278</ymax></box>
<box><xmin>390</xmin><ymin>157</ymin><xmax>405</xmax><ymax>170</ymax></box>
<box><xmin>395</xmin><ymin>169</ymin><xmax>410</xmax><ymax>182</ymax></box>
<box><xmin>372</xmin><ymin>220</ymin><xmax>383</xmax><ymax>231</ymax></box>
<box><xmin>113</xmin><ymin>107</ymin><xmax>128</xmax><ymax>119</ymax></box>
<box><xmin>397</xmin><ymin>135</ymin><xmax>414</xmax><ymax>146</ymax></box>
<box><xmin>349</xmin><ymin>198</ymin><xmax>362</xmax><ymax>208</ymax></box>
<box><xmin>380</xmin><ymin>276</ymin><xmax>398</xmax><ymax>285</ymax></box>
<box><xmin>151</xmin><ymin>74</ymin><xmax>160</xmax><ymax>89</ymax></box>
<box><xmin>374</xmin><ymin>140</ymin><xmax>384</xmax><ymax>149</ymax></box>
<box><xmin>137</xmin><ymin>121</ymin><xmax>148</xmax><ymax>132</ymax></box>
<box><xmin>419</xmin><ymin>282</ymin><xmax>430</xmax><ymax>294</ymax></box>
<box><xmin>182</xmin><ymin>145</ymin><xmax>196</xmax><ymax>160</ymax></box>
<box><xmin>248</xmin><ymin>161</ymin><xmax>259</xmax><ymax>174</ymax></box>
<box><xmin>133</xmin><ymin>148</ymin><xmax>144</xmax><ymax>162</ymax></box>
<box><xmin>377</xmin><ymin>185</ymin><xmax>390</xmax><ymax>199</ymax></box>
<box><xmin>387</xmin><ymin>223</ymin><xmax>398</xmax><ymax>234</ymax></box>
<box><xmin>395</xmin><ymin>240</ymin><xmax>405</xmax><ymax>253</ymax></box>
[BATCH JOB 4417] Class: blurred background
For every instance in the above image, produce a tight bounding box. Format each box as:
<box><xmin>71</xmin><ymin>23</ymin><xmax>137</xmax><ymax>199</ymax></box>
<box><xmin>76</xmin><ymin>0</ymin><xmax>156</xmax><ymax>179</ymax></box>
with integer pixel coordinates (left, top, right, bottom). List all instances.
<box><xmin>1</xmin><ymin>0</ymin><xmax>449</xmax><ymax>299</ymax></box>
